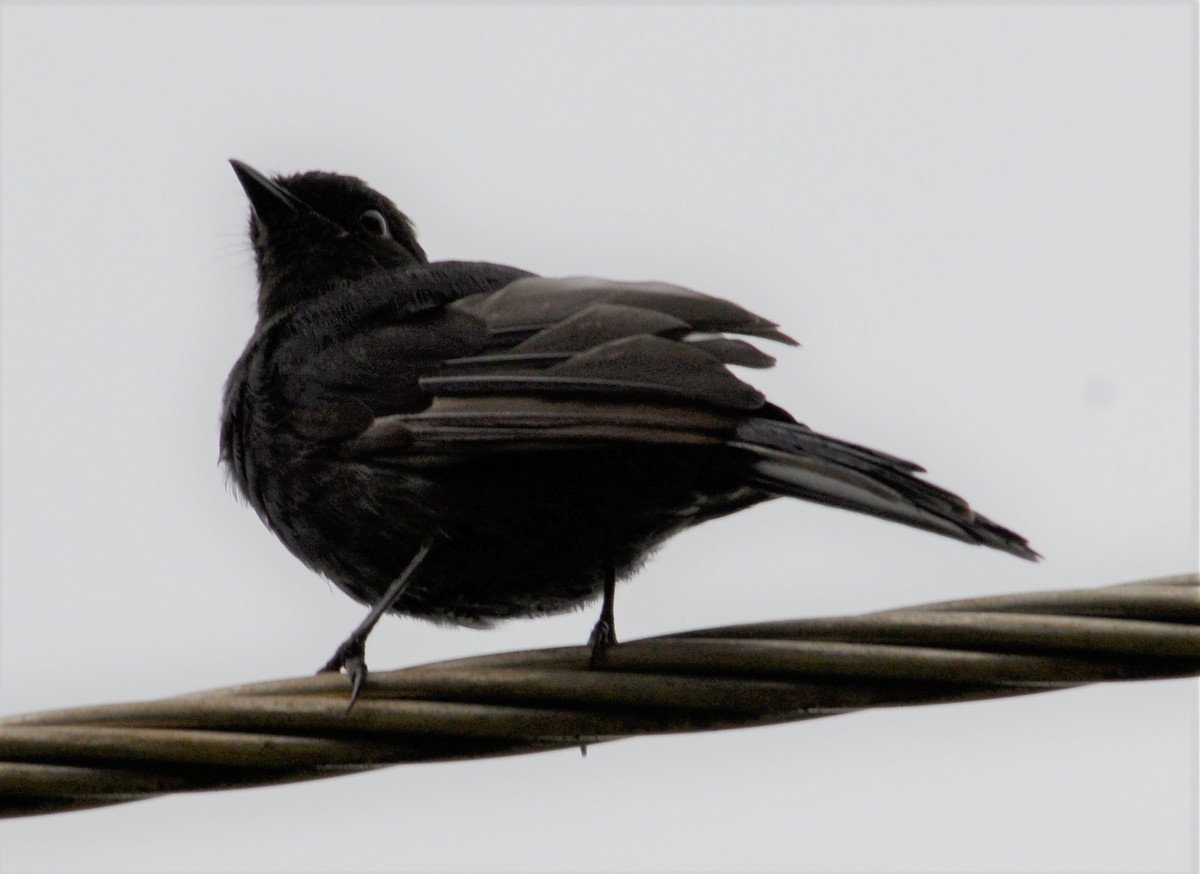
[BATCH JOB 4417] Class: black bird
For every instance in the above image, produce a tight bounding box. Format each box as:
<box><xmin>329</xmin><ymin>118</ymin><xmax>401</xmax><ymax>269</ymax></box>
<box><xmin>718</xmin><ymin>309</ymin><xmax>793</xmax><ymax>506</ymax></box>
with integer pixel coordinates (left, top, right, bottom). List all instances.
<box><xmin>222</xmin><ymin>161</ymin><xmax>1037</xmax><ymax>702</ymax></box>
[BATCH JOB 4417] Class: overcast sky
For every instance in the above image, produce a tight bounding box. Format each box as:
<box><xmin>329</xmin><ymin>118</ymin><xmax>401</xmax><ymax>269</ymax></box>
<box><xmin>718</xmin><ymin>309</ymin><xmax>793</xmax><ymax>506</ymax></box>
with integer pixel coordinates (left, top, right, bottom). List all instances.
<box><xmin>1</xmin><ymin>4</ymin><xmax>1195</xmax><ymax>872</ymax></box>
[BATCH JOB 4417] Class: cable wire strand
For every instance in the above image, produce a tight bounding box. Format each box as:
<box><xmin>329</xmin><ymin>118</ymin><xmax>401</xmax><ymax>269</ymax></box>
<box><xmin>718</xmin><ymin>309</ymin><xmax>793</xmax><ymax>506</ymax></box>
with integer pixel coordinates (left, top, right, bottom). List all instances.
<box><xmin>1</xmin><ymin>574</ymin><xmax>1196</xmax><ymax>818</ymax></box>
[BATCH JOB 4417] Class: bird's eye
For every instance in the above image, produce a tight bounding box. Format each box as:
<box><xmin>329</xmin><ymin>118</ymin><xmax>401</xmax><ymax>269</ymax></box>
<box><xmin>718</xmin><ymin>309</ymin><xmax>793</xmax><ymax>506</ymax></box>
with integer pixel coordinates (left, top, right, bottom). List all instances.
<box><xmin>359</xmin><ymin>209</ymin><xmax>391</xmax><ymax>239</ymax></box>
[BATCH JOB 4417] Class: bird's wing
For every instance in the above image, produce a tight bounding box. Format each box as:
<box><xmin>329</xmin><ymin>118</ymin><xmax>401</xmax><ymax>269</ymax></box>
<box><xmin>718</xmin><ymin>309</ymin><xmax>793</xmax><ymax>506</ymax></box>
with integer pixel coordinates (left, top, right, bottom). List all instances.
<box><xmin>300</xmin><ymin>273</ymin><xmax>795</xmax><ymax>460</ymax></box>
<box><xmin>290</xmin><ymin>269</ymin><xmax>1037</xmax><ymax>560</ymax></box>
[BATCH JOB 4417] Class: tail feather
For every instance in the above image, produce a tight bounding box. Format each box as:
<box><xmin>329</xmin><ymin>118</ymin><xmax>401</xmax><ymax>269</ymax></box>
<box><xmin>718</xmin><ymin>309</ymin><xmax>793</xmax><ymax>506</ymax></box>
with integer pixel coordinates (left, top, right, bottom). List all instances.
<box><xmin>734</xmin><ymin>419</ymin><xmax>1039</xmax><ymax>561</ymax></box>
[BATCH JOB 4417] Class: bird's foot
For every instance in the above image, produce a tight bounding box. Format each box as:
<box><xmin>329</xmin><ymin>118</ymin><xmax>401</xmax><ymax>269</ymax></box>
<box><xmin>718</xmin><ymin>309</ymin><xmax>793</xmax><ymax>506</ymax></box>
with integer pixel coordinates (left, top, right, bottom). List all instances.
<box><xmin>587</xmin><ymin>618</ymin><xmax>617</xmax><ymax>667</ymax></box>
<box><xmin>319</xmin><ymin>637</ymin><xmax>368</xmax><ymax>711</ymax></box>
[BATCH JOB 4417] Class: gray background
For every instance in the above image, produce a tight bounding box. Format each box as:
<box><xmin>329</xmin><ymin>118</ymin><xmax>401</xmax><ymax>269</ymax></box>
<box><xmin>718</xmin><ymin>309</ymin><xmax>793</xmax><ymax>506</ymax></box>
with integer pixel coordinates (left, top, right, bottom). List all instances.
<box><xmin>1</xmin><ymin>4</ymin><xmax>1195</xmax><ymax>872</ymax></box>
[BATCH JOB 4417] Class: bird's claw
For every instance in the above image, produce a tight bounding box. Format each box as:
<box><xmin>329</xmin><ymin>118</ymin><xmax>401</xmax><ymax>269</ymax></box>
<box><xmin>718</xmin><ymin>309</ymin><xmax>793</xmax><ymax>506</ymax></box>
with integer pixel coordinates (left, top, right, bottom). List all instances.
<box><xmin>318</xmin><ymin>637</ymin><xmax>369</xmax><ymax>711</ymax></box>
<box><xmin>587</xmin><ymin>619</ymin><xmax>617</xmax><ymax>667</ymax></box>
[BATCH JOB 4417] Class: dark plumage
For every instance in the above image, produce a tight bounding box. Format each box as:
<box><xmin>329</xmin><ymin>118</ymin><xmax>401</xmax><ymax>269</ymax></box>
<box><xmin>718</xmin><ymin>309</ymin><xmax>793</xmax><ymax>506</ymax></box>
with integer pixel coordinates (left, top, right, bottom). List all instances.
<box><xmin>221</xmin><ymin>161</ymin><xmax>1037</xmax><ymax>701</ymax></box>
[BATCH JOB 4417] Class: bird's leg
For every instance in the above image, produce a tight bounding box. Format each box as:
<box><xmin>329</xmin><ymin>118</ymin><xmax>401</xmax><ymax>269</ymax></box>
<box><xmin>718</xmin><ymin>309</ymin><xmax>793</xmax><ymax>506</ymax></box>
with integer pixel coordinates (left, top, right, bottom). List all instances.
<box><xmin>319</xmin><ymin>534</ymin><xmax>436</xmax><ymax>709</ymax></box>
<box><xmin>587</xmin><ymin>552</ymin><xmax>618</xmax><ymax>667</ymax></box>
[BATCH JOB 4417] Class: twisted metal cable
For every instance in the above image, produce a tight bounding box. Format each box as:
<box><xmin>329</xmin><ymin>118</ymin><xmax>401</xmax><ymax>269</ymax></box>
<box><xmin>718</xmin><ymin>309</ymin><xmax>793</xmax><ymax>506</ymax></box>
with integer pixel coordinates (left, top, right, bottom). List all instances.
<box><xmin>2</xmin><ymin>573</ymin><xmax>1196</xmax><ymax>818</ymax></box>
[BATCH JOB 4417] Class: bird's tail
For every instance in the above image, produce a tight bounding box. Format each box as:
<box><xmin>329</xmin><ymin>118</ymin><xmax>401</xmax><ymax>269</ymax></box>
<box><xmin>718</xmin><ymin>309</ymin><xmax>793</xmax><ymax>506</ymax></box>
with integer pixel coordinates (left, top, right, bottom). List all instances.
<box><xmin>732</xmin><ymin>418</ymin><xmax>1039</xmax><ymax>561</ymax></box>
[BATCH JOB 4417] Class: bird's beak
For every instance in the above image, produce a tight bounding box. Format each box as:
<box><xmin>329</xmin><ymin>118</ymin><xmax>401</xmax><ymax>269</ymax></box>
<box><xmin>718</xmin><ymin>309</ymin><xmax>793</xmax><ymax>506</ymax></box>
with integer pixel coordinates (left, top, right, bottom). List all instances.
<box><xmin>229</xmin><ymin>159</ymin><xmax>305</xmax><ymax>229</ymax></box>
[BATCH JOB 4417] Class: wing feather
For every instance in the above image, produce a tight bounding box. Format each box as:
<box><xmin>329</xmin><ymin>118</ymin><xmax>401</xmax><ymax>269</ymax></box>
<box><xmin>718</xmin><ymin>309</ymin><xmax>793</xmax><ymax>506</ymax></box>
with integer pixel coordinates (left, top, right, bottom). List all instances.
<box><xmin>451</xmin><ymin>276</ymin><xmax>797</xmax><ymax>344</ymax></box>
<box><xmin>422</xmin><ymin>335</ymin><xmax>765</xmax><ymax>410</ymax></box>
<box><xmin>341</xmin><ymin>396</ymin><xmax>738</xmax><ymax>459</ymax></box>
<box><xmin>298</xmin><ymin>269</ymin><xmax>792</xmax><ymax>460</ymax></box>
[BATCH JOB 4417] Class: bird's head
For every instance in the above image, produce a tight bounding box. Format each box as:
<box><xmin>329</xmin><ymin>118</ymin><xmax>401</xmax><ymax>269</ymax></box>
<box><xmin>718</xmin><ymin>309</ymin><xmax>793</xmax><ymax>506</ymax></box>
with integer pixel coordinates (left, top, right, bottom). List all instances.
<box><xmin>230</xmin><ymin>160</ymin><xmax>428</xmax><ymax>320</ymax></box>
